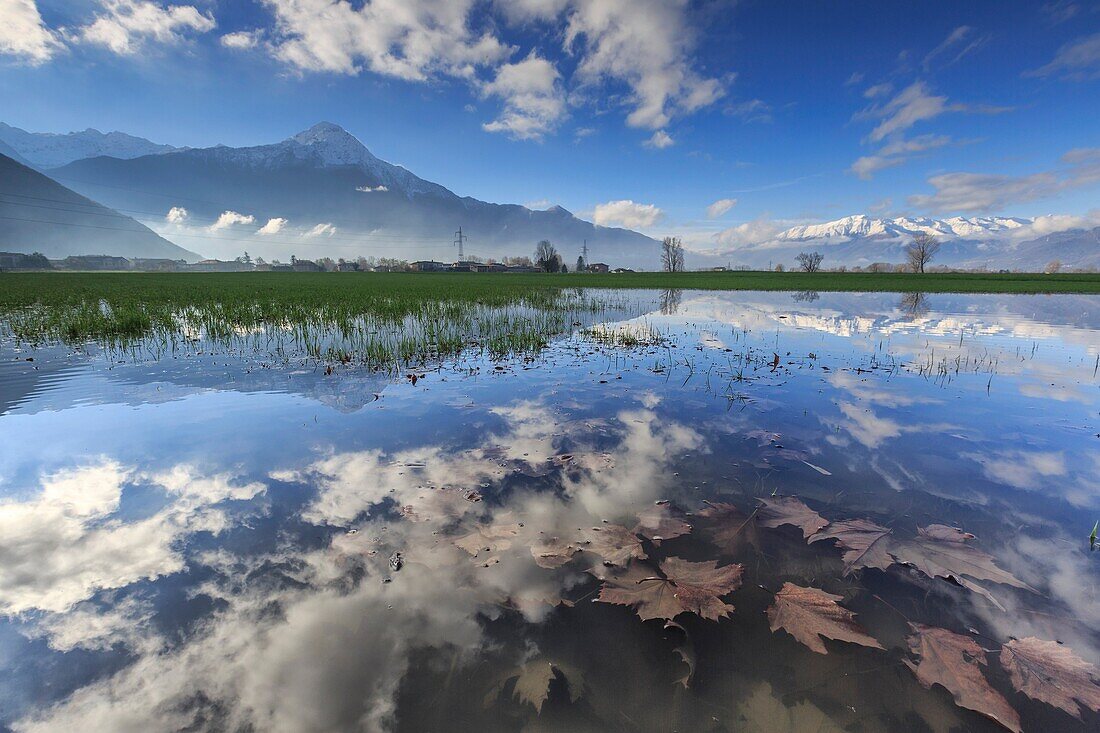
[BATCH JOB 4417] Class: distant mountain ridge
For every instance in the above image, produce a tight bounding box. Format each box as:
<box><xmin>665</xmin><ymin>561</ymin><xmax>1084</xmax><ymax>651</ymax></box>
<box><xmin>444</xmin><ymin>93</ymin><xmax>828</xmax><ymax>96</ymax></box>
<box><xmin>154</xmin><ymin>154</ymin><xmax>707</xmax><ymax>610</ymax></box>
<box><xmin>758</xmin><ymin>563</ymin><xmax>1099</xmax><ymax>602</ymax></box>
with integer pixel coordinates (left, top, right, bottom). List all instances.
<box><xmin>0</xmin><ymin>123</ymin><xmax>181</xmax><ymax>168</ymax></box>
<box><xmin>777</xmin><ymin>214</ymin><xmax>1031</xmax><ymax>242</ymax></box>
<box><xmin>0</xmin><ymin>153</ymin><xmax>200</xmax><ymax>261</ymax></box>
<box><xmin>48</xmin><ymin>122</ymin><xmax>660</xmax><ymax>265</ymax></box>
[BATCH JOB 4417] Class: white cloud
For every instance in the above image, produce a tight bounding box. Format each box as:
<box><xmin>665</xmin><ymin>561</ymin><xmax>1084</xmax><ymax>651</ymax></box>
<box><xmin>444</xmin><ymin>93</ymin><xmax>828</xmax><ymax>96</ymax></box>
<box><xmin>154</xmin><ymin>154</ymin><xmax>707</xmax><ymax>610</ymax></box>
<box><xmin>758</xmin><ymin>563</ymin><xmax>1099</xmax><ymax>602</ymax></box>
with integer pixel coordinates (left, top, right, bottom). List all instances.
<box><xmin>591</xmin><ymin>199</ymin><xmax>664</xmax><ymax>229</ymax></box>
<box><xmin>165</xmin><ymin>206</ymin><xmax>189</xmax><ymax>224</ymax></box>
<box><xmin>220</xmin><ymin>30</ymin><xmax>260</xmax><ymax>50</ymax></box>
<box><xmin>644</xmin><ymin>130</ymin><xmax>673</xmax><ymax>149</ymax></box>
<box><xmin>1025</xmin><ymin>32</ymin><xmax>1100</xmax><ymax>80</ymax></box>
<box><xmin>481</xmin><ymin>53</ymin><xmax>566</xmax><ymax>141</ymax></box>
<box><xmin>355</xmin><ymin>185</ymin><xmax>388</xmax><ymax>192</ymax></box>
<box><xmin>210</xmin><ymin>211</ymin><xmax>255</xmax><ymax>231</ymax></box>
<box><xmin>879</xmin><ymin>133</ymin><xmax>952</xmax><ymax>157</ymax></box>
<box><xmin>863</xmin><ymin>83</ymin><xmax>893</xmax><ymax>99</ymax></box>
<box><xmin>265</xmin><ymin>0</ymin><xmax>510</xmax><ymax>80</ymax></box>
<box><xmin>706</xmin><ymin>198</ymin><xmax>737</xmax><ymax>219</ymax></box>
<box><xmin>257</xmin><ymin>217</ymin><xmax>288</xmax><ymax>235</ymax></box>
<box><xmin>724</xmin><ymin>98</ymin><xmax>772</xmax><ymax>123</ymax></box>
<box><xmin>712</xmin><ymin>217</ymin><xmax>782</xmax><ymax>248</ymax></box>
<box><xmin>863</xmin><ymin>81</ymin><xmax>954</xmax><ymax>142</ymax></box>
<box><xmin>0</xmin><ymin>0</ymin><xmax>63</xmax><ymax>64</ymax></box>
<box><xmin>923</xmin><ymin>26</ymin><xmax>987</xmax><ymax>71</ymax></box>
<box><xmin>849</xmin><ymin>155</ymin><xmax>905</xmax><ymax>180</ymax></box>
<box><xmin>74</xmin><ymin>0</ymin><xmax>216</xmax><ymax>55</ymax></box>
<box><xmin>909</xmin><ymin>148</ymin><xmax>1100</xmax><ymax>213</ymax></box>
<box><xmin>305</xmin><ymin>222</ymin><xmax>336</xmax><ymax>237</ymax></box>
<box><xmin>524</xmin><ymin>198</ymin><xmax>553</xmax><ymax>209</ymax></box>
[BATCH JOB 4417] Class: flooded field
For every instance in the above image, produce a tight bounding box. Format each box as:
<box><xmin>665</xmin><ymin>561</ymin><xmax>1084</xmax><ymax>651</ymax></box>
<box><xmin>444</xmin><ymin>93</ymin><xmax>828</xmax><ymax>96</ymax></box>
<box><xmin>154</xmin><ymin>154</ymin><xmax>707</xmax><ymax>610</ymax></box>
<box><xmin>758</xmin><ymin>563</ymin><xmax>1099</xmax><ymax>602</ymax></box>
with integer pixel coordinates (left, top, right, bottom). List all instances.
<box><xmin>1</xmin><ymin>289</ymin><xmax>1098</xmax><ymax>733</ymax></box>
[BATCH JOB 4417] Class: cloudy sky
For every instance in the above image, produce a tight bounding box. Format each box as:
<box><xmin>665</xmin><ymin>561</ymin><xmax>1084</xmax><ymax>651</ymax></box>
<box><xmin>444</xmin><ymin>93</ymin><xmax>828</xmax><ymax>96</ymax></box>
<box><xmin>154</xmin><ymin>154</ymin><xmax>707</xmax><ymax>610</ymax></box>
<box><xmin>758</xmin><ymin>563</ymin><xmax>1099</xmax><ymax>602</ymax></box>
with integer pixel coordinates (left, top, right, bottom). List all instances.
<box><xmin>2</xmin><ymin>0</ymin><xmax>1099</xmax><ymax>244</ymax></box>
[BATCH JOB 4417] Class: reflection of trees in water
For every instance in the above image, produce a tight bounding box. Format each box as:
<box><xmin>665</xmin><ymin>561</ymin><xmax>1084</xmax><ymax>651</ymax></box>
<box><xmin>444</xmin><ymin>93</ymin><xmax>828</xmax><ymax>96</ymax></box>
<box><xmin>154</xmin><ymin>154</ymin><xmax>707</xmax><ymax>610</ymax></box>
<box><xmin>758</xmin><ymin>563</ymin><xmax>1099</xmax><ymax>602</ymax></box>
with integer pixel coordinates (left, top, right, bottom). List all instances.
<box><xmin>660</xmin><ymin>289</ymin><xmax>683</xmax><ymax>315</ymax></box>
<box><xmin>900</xmin><ymin>292</ymin><xmax>930</xmax><ymax>320</ymax></box>
<box><xmin>791</xmin><ymin>291</ymin><xmax>820</xmax><ymax>303</ymax></box>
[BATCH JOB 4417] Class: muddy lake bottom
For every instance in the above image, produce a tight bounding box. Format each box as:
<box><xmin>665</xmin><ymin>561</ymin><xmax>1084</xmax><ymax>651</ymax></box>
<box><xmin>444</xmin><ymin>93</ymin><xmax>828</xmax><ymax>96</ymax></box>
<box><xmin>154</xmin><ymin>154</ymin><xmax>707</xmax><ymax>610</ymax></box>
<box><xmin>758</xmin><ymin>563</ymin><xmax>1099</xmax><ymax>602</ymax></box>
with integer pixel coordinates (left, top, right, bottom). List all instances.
<box><xmin>0</xmin><ymin>289</ymin><xmax>1098</xmax><ymax>733</ymax></box>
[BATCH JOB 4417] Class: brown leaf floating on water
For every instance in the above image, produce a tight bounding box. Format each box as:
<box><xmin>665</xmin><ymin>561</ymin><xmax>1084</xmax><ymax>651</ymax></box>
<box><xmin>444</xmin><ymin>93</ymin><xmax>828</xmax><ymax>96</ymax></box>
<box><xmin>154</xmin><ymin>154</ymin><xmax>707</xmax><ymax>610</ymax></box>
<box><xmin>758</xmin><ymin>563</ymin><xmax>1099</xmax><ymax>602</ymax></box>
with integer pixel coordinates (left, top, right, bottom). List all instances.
<box><xmin>767</xmin><ymin>583</ymin><xmax>884</xmax><ymax>655</ymax></box>
<box><xmin>453</xmin><ymin>516</ymin><xmax>522</xmax><ymax>557</ymax></box>
<box><xmin>634</xmin><ymin>501</ymin><xmax>692</xmax><ymax>544</ymax></box>
<box><xmin>809</xmin><ymin>518</ymin><xmax>894</xmax><ymax>574</ymax></box>
<box><xmin>530</xmin><ymin>535</ymin><xmax>583</xmax><ymax>569</ymax></box>
<box><xmin>892</xmin><ymin>524</ymin><xmax>1032</xmax><ymax>592</ymax></box>
<box><xmin>580</xmin><ymin>524</ymin><xmax>647</xmax><ymax>567</ymax></box>
<box><xmin>693</xmin><ymin>501</ymin><xmax>759</xmax><ymax>555</ymax></box>
<box><xmin>757</xmin><ymin>496</ymin><xmax>829</xmax><ymax>538</ymax></box>
<box><xmin>999</xmin><ymin>637</ymin><xmax>1100</xmax><ymax>719</ymax></box>
<box><xmin>596</xmin><ymin>557</ymin><xmax>743</xmax><ymax>622</ymax></box>
<box><xmin>905</xmin><ymin>624</ymin><xmax>1022</xmax><ymax>733</ymax></box>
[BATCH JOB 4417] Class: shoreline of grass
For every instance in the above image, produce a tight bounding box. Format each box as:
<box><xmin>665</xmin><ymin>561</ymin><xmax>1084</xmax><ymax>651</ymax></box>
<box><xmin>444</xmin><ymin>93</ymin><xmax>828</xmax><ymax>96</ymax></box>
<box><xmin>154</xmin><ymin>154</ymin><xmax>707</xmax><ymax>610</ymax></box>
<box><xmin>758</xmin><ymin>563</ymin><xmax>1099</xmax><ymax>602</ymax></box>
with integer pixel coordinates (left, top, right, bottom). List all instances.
<box><xmin>2</xmin><ymin>270</ymin><xmax>1099</xmax><ymax>297</ymax></box>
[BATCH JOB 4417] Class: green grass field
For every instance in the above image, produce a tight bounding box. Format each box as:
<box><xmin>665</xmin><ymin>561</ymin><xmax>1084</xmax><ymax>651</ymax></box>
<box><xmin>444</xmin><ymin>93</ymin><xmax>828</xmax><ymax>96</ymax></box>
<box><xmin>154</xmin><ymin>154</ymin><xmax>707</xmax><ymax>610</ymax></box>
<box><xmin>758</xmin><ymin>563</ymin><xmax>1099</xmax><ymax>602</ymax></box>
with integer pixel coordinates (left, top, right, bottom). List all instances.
<box><xmin>1</xmin><ymin>271</ymin><xmax>1097</xmax><ymax>365</ymax></box>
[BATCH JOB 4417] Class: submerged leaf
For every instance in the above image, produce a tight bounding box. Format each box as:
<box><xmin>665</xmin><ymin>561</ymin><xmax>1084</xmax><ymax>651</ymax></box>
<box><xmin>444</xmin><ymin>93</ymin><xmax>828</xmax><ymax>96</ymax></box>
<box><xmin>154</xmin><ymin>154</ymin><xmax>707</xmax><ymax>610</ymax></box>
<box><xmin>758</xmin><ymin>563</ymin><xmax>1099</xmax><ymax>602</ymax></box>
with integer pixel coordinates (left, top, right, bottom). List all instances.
<box><xmin>892</xmin><ymin>525</ymin><xmax>1031</xmax><ymax>592</ymax></box>
<box><xmin>485</xmin><ymin>658</ymin><xmax>586</xmax><ymax>714</ymax></box>
<box><xmin>735</xmin><ymin>682</ymin><xmax>847</xmax><ymax>733</ymax></box>
<box><xmin>581</xmin><ymin>524</ymin><xmax>647</xmax><ymax>567</ymax></box>
<box><xmin>453</xmin><ymin>518</ymin><xmax>521</xmax><ymax>557</ymax></box>
<box><xmin>530</xmin><ymin>535</ymin><xmax>582</xmax><ymax>569</ymax></box>
<box><xmin>767</xmin><ymin>583</ymin><xmax>884</xmax><ymax>655</ymax></box>
<box><xmin>999</xmin><ymin>637</ymin><xmax>1100</xmax><ymax>719</ymax></box>
<box><xmin>634</xmin><ymin>501</ymin><xmax>692</xmax><ymax>544</ymax></box>
<box><xmin>663</xmin><ymin>620</ymin><xmax>696</xmax><ymax>688</ymax></box>
<box><xmin>596</xmin><ymin>557</ymin><xmax>743</xmax><ymax>622</ymax></box>
<box><xmin>694</xmin><ymin>501</ymin><xmax>759</xmax><ymax>555</ymax></box>
<box><xmin>757</xmin><ymin>496</ymin><xmax>829</xmax><ymax>538</ymax></box>
<box><xmin>809</xmin><ymin>518</ymin><xmax>894</xmax><ymax>574</ymax></box>
<box><xmin>905</xmin><ymin>624</ymin><xmax>1021</xmax><ymax>733</ymax></box>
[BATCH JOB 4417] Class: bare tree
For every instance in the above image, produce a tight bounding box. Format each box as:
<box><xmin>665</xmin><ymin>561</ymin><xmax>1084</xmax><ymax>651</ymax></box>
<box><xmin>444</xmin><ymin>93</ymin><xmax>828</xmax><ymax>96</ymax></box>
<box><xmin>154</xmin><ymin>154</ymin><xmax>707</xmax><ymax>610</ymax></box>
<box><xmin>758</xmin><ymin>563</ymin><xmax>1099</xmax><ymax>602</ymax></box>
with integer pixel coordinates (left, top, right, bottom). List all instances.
<box><xmin>1045</xmin><ymin>259</ymin><xmax>1062</xmax><ymax>274</ymax></box>
<box><xmin>796</xmin><ymin>251</ymin><xmax>824</xmax><ymax>273</ymax></box>
<box><xmin>661</xmin><ymin>236</ymin><xmax>685</xmax><ymax>272</ymax></box>
<box><xmin>535</xmin><ymin>240</ymin><xmax>559</xmax><ymax>272</ymax></box>
<box><xmin>905</xmin><ymin>233</ymin><xmax>940</xmax><ymax>273</ymax></box>
<box><xmin>774</xmin><ymin>263</ymin><xmax>785</xmax><ymax>272</ymax></box>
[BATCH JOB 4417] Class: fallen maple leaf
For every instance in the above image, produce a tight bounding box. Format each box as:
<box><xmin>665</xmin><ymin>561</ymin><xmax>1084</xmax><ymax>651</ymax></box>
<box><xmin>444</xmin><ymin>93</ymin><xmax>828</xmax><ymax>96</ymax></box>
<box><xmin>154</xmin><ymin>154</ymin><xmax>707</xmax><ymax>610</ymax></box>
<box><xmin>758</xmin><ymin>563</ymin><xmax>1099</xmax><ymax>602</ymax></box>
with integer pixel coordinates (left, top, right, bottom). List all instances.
<box><xmin>892</xmin><ymin>524</ymin><xmax>1032</xmax><ymax>592</ymax></box>
<box><xmin>735</xmin><ymin>682</ymin><xmax>846</xmax><ymax>733</ymax></box>
<box><xmin>453</xmin><ymin>516</ymin><xmax>522</xmax><ymax>557</ymax></box>
<box><xmin>581</xmin><ymin>524</ymin><xmax>647</xmax><ymax>567</ymax></box>
<box><xmin>530</xmin><ymin>535</ymin><xmax>582</xmax><ymax>569</ymax></box>
<box><xmin>905</xmin><ymin>624</ymin><xmax>1021</xmax><ymax>733</ymax></box>
<box><xmin>634</xmin><ymin>501</ymin><xmax>692</xmax><ymax>544</ymax></box>
<box><xmin>809</xmin><ymin>518</ymin><xmax>894</xmax><ymax>574</ymax></box>
<box><xmin>596</xmin><ymin>557</ymin><xmax>743</xmax><ymax>622</ymax></box>
<box><xmin>999</xmin><ymin>637</ymin><xmax>1100</xmax><ymax>719</ymax></box>
<box><xmin>484</xmin><ymin>658</ymin><xmax>585</xmax><ymax>713</ymax></box>
<box><xmin>767</xmin><ymin>583</ymin><xmax>884</xmax><ymax>655</ymax></box>
<box><xmin>693</xmin><ymin>501</ymin><xmax>759</xmax><ymax>555</ymax></box>
<box><xmin>757</xmin><ymin>496</ymin><xmax>829</xmax><ymax>538</ymax></box>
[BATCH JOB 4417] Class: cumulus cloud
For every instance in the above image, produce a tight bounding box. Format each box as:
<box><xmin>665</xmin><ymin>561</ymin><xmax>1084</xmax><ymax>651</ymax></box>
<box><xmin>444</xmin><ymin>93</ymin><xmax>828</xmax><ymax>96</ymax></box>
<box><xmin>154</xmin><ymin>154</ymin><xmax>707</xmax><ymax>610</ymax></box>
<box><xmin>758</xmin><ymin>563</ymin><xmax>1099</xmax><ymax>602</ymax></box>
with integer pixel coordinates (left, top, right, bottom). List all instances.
<box><xmin>712</xmin><ymin>217</ymin><xmax>782</xmax><ymax>248</ymax></box>
<box><xmin>257</xmin><ymin>217</ymin><xmax>288</xmax><ymax>235</ymax></box>
<box><xmin>1025</xmin><ymin>32</ymin><xmax>1100</xmax><ymax>80</ymax></box>
<box><xmin>165</xmin><ymin>206</ymin><xmax>189</xmax><ymax>223</ymax></box>
<box><xmin>265</xmin><ymin>0</ymin><xmax>509</xmax><ymax>80</ymax></box>
<box><xmin>909</xmin><ymin>147</ymin><xmax>1100</xmax><ymax>213</ymax></box>
<box><xmin>305</xmin><ymin>222</ymin><xmax>336</xmax><ymax>237</ymax></box>
<box><xmin>220</xmin><ymin>30</ymin><xmax>260</xmax><ymax>50</ymax></box>
<box><xmin>706</xmin><ymin>198</ymin><xmax>737</xmax><ymax>219</ymax></box>
<box><xmin>0</xmin><ymin>0</ymin><xmax>63</xmax><ymax>64</ymax></box>
<box><xmin>644</xmin><ymin>130</ymin><xmax>673</xmax><ymax>149</ymax></box>
<box><xmin>591</xmin><ymin>199</ymin><xmax>664</xmax><ymax>229</ymax></box>
<box><xmin>210</xmin><ymin>211</ymin><xmax>255</xmax><ymax>231</ymax></box>
<box><xmin>355</xmin><ymin>185</ymin><xmax>388</xmax><ymax>192</ymax></box>
<box><xmin>481</xmin><ymin>53</ymin><xmax>566</xmax><ymax>140</ymax></box>
<box><xmin>73</xmin><ymin>0</ymin><xmax>216</xmax><ymax>55</ymax></box>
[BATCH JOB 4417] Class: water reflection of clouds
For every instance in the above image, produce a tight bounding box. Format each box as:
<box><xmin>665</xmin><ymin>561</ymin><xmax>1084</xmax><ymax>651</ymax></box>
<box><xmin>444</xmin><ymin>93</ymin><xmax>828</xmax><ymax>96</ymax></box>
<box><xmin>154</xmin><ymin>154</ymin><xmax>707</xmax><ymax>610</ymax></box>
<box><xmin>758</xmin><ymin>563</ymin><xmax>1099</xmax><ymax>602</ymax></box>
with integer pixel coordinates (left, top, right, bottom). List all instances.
<box><xmin>13</xmin><ymin>395</ymin><xmax>703</xmax><ymax>732</ymax></box>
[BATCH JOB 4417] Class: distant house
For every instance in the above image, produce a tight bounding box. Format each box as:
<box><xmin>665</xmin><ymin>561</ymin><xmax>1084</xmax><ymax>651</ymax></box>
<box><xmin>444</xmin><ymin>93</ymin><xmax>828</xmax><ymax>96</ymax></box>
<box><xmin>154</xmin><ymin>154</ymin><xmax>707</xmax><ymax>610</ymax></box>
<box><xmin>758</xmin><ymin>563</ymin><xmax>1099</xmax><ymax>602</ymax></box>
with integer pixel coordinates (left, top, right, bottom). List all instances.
<box><xmin>475</xmin><ymin>262</ymin><xmax>506</xmax><ymax>273</ymax></box>
<box><xmin>291</xmin><ymin>259</ymin><xmax>323</xmax><ymax>272</ymax></box>
<box><xmin>188</xmin><ymin>259</ymin><xmax>253</xmax><ymax>272</ymax></box>
<box><xmin>337</xmin><ymin>261</ymin><xmax>360</xmax><ymax>272</ymax></box>
<box><xmin>411</xmin><ymin>260</ymin><xmax>447</xmax><ymax>272</ymax></box>
<box><xmin>59</xmin><ymin>255</ymin><xmax>130</xmax><ymax>271</ymax></box>
<box><xmin>611</xmin><ymin>267</ymin><xmax>635</xmax><ymax>273</ymax></box>
<box><xmin>587</xmin><ymin>262</ymin><xmax>610</xmax><ymax>274</ymax></box>
<box><xmin>505</xmin><ymin>265</ymin><xmax>540</xmax><ymax>273</ymax></box>
<box><xmin>450</xmin><ymin>260</ymin><xmax>481</xmax><ymax>272</ymax></box>
<box><xmin>271</xmin><ymin>264</ymin><xmax>293</xmax><ymax>272</ymax></box>
<box><xmin>0</xmin><ymin>252</ymin><xmax>51</xmax><ymax>270</ymax></box>
<box><xmin>131</xmin><ymin>258</ymin><xmax>184</xmax><ymax>272</ymax></box>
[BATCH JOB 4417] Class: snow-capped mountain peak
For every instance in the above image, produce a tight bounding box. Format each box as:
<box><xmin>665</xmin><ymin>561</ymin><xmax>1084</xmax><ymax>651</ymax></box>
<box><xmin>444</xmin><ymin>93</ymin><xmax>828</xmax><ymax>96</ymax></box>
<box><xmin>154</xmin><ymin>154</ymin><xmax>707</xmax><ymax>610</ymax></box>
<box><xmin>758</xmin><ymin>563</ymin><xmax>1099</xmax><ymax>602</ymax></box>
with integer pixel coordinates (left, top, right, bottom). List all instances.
<box><xmin>777</xmin><ymin>215</ymin><xmax>1032</xmax><ymax>242</ymax></box>
<box><xmin>0</xmin><ymin>122</ymin><xmax>180</xmax><ymax>168</ymax></box>
<box><xmin>288</xmin><ymin>122</ymin><xmax>376</xmax><ymax>167</ymax></box>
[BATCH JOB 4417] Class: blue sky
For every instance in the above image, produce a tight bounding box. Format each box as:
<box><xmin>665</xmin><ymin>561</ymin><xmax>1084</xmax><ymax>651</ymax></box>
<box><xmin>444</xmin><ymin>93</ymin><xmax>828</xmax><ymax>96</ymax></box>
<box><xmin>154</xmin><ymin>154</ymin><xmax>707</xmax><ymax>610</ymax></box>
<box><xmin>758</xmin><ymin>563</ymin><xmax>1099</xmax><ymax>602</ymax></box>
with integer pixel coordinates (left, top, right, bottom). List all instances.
<box><xmin>2</xmin><ymin>0</ymin><xmax>1099</xmax><ymax>248</ymax></box>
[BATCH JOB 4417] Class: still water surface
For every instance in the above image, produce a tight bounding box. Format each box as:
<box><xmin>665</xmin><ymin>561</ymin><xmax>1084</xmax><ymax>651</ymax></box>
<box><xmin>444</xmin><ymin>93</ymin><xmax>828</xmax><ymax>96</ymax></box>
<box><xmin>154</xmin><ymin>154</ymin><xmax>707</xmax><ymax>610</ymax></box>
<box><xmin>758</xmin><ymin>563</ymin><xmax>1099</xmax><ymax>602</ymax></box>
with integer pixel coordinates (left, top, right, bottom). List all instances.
<box><xmin>0</xmin><ymin>290</ymin><xmax>1098</xmax><ymax>732</ymax></box>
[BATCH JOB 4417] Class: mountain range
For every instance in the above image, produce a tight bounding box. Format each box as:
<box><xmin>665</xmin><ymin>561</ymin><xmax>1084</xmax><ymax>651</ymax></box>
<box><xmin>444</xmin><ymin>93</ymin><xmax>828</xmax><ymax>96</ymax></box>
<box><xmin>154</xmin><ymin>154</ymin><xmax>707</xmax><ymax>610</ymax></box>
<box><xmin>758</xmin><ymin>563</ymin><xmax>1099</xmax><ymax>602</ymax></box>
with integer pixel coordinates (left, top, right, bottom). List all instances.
<box><xmin>0</xmin><ymin>153</ymin><xmax>199</xmax><ymax>261</ymax></box>
<box><xmin>710</xmin><ymin>214</ymin><xmax>1100</xmax><ymax>271</ymax></box>
<box><xmin>0</xmin><ymin>123</ymin><xmax>181</xmax><ymax>168</ymax></box>
<box><xmin>42</xmin><ymin>122</ymin><xmax>659</xmax><ymax>265</ymax></box>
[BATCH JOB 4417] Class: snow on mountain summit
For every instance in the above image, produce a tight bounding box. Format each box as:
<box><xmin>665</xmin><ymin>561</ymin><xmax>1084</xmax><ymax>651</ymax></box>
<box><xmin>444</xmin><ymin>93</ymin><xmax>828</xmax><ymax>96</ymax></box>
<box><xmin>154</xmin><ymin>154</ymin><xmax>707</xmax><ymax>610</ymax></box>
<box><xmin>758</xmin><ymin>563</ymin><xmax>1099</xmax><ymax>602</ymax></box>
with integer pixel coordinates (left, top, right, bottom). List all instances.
<box><xmin>288</xmin><ymin>122</ymin><xmax>376</xmax><ymax>167</ymax></box>
<box><xmin>778</xmin><ymin>215</ymin><xmax>1031</xmax><ymax>242</ymax></box>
